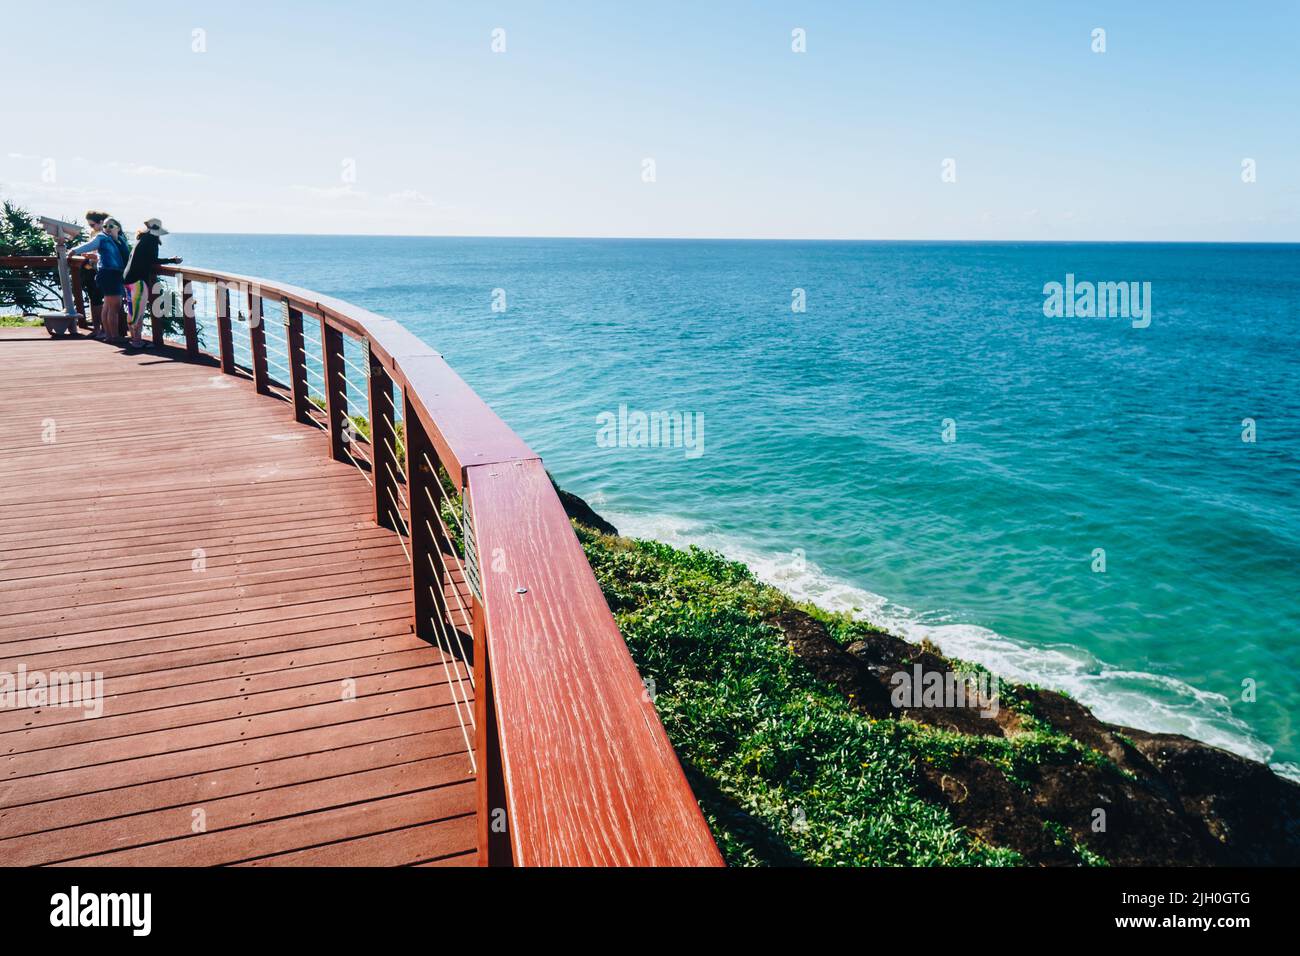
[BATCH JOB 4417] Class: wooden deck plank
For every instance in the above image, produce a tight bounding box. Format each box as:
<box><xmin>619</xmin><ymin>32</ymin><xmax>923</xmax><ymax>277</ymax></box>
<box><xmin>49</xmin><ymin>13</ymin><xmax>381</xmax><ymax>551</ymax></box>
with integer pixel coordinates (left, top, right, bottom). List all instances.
<box><xmin>0</xmin><ymin>548</ymin><xmax>409</xmax><ymax>618</ymax></box>
<box><xmin>6</xmin><ymin>755</ymin><xmax>473</xmax><ymax>866</ymax></box>
<box><xmin>0</xmin><ymin>645</ymin><xmax>444</xmax><ymax>735</ymax></box>
<box><xmin>0</xmin><ymin>564</ymin><xmax>413</xmax><ymax>641</ymax></box>
<box><xmin>1</xmin><ymin>709</ymin><xmax>448</xmax><ymax>808</ymax></box>
<box><xmin>235</xmin><ymin>815</ymin><xmax>475</xmax><ymax>867</ymax></box>
<box><xmin>0</xmin><ymin>485</ymin><xmax>374</xmax><ymax>540</ymax></box>
<box><xmin>4</xmin><ymin>666</ymin><xmax>458</xmax><ymax>758</ymax></box>
<box><xmin>0</xmin><ymin>558</ymin><xmax>411</xmax><ymax>631</ymax></box>
<box><xmin>1</xmin><ymin>628</ymin><xmax>415</xmax><ymax>694</ymax></box>
<box><xmin>0</xmin><ymin>329</ymin><xmax>475</xmax><ymax>866</ymax></box>
<box><xmin>0</xmin><ymin>728</ymin><xmax>470</xmax><ymax>846</ymax></box>
<box><xmin>0</xmin><ymin>606</ymin><xmax>413</xmax><ymax>671</ymax></box>
<box><xmin>0</xmin><ymin>526</ymin><xmax>399</xmax><ymax>584</ymax></box>
<box><xmin>0</xmin><ymin>649</ymin><xmax>453</xmax><ymax>737</ymax></box>
<box><xmin>55</xmin><ymin>784</ymin><xmax>475</xmax><ymax>866</ymax></box>
<box><xmin>1</xmin><ymin>590</ymin><xmax>414</xmax><ymax>658</ymax></box>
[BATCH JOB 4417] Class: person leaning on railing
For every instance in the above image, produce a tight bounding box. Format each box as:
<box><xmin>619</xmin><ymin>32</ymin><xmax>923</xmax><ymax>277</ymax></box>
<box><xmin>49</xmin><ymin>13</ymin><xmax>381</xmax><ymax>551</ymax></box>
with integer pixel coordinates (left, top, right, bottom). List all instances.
<box><xmin>122</xmin><ymin>218</ymin><xmax>181</xmax><ymax>350</ymax></box>
<box><xmin>70</xmin><ymin>218</ymin><xmax>131</xmax><ymax>344</ymax></box>
<box><xmin>79</xmin><ymin>211</ymin><xmax>109</xmax><ymax>336</ymax></box>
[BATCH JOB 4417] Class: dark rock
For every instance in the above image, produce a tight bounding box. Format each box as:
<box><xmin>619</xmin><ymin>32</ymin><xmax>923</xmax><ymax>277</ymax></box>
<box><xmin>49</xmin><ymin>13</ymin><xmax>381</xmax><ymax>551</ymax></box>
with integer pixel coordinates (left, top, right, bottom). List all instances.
<box><xmin>778</xmin><ymin>611</ymin><xmax>1017</xmax><ymax>737</ymax></box>
<box><xmin>552</xmin><ymin>481</ymin><xmax>618</xmax><ymax>536</ymax></box>
<box><xmin>774</xmin><ymin>608</ymin><xmax>895</xmax><ymax>718</ymax></box>
<box><xmin>1015</xmin><ymin>685</ymin><xmax>1135</xmax><ymax>768</ymax></box>
<box><xmin>773</xmin><ymin>606</ymin><xmax>1300</xmax><ymax>866</ymax></box>
<box><xmin>1118</xmin><ymin>727</ymin><xmax>1300</xmax><ymax>865</ymax></box>
<box><xmin>915</xmin><ymin>756</ymin><xmax>1078</xmax><ymax>864</ymax></box>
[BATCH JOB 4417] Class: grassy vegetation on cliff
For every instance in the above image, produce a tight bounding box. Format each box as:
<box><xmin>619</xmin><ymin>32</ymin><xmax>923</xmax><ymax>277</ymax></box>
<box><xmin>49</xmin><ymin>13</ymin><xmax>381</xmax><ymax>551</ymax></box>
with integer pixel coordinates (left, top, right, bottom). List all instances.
<box><xmin>576</xmin><ymin>526</ymin><xmax>1023</xmax><ymax>866</ymax></box>
<box><xmin>575</xmin><ymin>523</ymin><xmax>1127</xmax><ymax>866</ymax></box>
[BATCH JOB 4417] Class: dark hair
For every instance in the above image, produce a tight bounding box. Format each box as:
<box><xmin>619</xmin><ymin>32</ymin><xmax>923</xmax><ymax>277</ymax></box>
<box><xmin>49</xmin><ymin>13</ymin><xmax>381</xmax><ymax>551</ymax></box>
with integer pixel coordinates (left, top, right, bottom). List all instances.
<box><xmin>85</xmin><ymin>210</ymin><xmax>109</xmax><ymax>224</ymax></box>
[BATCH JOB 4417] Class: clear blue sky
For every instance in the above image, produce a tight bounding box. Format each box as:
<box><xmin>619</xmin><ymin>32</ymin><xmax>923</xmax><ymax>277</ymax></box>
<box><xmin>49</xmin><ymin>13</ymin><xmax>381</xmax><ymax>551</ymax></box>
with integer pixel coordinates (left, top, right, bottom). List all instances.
<box><xmin>4</xmin><ymin>0</ymin><xmax>1297</xmax><ymax>239</ymax></box>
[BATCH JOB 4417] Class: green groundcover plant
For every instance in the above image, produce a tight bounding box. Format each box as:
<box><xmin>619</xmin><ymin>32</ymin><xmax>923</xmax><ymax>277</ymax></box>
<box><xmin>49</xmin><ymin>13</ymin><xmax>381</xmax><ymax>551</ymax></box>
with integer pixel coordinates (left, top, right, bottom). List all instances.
<box><xmin>576</xmin><ymin>525</ymin><xmax>1115</xmax><ymax>867</ymax></box>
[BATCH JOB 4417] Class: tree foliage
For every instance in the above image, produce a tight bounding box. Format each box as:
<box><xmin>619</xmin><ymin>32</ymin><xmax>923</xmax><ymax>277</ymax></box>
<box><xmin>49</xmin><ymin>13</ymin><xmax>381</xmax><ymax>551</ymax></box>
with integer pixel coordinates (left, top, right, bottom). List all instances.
<box><xmin>0</xmin><ymin>197</ymin><xmax>85</xmax><ymax>312</ymax></box>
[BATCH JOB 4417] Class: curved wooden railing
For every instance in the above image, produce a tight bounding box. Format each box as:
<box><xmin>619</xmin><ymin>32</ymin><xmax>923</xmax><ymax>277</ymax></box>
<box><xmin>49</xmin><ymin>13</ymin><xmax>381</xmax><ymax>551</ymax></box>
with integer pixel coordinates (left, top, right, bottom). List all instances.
<box><xmin>1</xmin><ymin>255</ymin><xmax>723</xmax><ymax>867</ymax></box>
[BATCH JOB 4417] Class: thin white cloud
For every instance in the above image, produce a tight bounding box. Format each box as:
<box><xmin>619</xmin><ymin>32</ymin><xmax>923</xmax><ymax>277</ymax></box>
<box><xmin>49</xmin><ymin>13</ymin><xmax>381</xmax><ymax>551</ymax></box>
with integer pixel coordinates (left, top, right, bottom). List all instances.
<box><xmin>386</xmin><ymin>189</ymin><xmax>439</xmax><ymax>207</ymax></box>
<box><xmin>291</xmin><ymin>183</ymin><xmax>368</xmax><ymax>200</ymax></box>
<box><xmin>0</xmin><ymin>179</ymin><xmax>197</xmax><ymax>210</ymax></box>
<box><xmin>109</xmin><ymin>162</ymin><xmax>208</xmax><ymax>180</ymax></box>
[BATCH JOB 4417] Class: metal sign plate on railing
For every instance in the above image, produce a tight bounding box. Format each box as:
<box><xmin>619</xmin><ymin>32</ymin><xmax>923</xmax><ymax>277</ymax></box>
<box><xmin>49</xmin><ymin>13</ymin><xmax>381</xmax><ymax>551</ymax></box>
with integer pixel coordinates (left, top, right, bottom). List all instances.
<box><xmin>462</xmin><ymin>510</ymin><xmax>483</xmax><ymax>602</ymax></box>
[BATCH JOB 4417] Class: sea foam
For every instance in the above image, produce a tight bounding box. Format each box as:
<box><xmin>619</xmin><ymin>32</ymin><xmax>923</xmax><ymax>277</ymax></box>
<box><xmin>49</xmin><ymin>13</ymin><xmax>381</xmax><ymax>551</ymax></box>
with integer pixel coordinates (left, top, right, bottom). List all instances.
<box><xmin>605</xmin><ymin>509</ymin><xmax>1300</xmax><ymax>784</ymax></box>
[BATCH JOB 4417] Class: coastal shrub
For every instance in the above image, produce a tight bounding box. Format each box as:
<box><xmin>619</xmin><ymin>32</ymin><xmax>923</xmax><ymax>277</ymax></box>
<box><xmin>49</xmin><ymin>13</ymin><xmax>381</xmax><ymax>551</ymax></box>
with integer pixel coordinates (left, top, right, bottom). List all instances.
<box><xmin>0</xmin><ymin>197</ymin><xmax>79</xmax><ymax>313</ymax></box>
<box><xmin>1044</xmin><ymin>821</ymin><xmax>1109</xmax><ymax>867</ymax></box>
<box><xmin>578</xmin><ymin>527</ymin><xmax>1022</xmax><ymax>866</ymax></box>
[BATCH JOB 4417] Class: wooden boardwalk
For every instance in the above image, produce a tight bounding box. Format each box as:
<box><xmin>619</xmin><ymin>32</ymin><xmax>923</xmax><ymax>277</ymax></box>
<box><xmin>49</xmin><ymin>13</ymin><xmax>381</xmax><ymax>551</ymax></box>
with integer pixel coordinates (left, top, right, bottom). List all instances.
<box><xmin>0</xmin><ymin>327</ymin><xmax>476</xmax><ymax>866</ymax></box>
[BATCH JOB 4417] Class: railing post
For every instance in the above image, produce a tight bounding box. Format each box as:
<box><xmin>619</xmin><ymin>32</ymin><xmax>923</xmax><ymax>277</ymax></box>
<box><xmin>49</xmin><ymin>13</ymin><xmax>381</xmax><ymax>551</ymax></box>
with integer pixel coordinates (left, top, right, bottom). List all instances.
<box><xmin>320</xmin><ymin>318</ymin><xmax>348</xmax><ymax>462</ymax></box>
<box><xmin>473</xmin><ymin>595</ymin><xmax>510</xmax><ymax>866</ymax></box>
<box><xmin>285</xmin><ymin>303</ymin><xmax>311</xmax><ymax>424</ymax></box>
<box><xmin>215</xmin><ymin>282</ymin><xmax>235</xmax><ymax>374</ymax></box>
<box><xmin>181</xmin><ymin>276</ymin><xmax>198</xmax><ymax>358</ymax></box>
<box><xmin>367</xmin><ymin>349</ymin><xmax>399</xmax><ymax>531</ymax></box>
<box><xmin>248</xmin><ymin>292</ymin><xmax>269</xmax><ymax>394</ymax></box>
<box><xmin>147</xmin><ymin>281</ymin><xmax>163</xmax><ymax>348</ymax></box>
<box><xmin>401</xmin><ymin>389</ymin><xmax>442</xmax><ymax>645</ymax></box>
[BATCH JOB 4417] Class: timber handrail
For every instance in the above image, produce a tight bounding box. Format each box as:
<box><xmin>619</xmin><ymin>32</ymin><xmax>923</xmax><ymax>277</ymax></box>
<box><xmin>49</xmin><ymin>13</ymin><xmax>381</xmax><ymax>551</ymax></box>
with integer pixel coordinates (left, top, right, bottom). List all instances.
<box><xmin>2</xmin><ymin>254</ymin><xmax>722</xmax><ymax>866</ymax></box>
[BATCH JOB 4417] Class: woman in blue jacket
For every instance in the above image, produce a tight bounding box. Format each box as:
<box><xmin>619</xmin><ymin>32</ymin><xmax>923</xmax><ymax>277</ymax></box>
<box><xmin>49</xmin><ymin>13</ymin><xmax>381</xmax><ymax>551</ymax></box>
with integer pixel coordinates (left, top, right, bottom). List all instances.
<box><xmin>71</xmin><ymin>218</ymin><xmax>131</xmax><ymax>342</ymax></box>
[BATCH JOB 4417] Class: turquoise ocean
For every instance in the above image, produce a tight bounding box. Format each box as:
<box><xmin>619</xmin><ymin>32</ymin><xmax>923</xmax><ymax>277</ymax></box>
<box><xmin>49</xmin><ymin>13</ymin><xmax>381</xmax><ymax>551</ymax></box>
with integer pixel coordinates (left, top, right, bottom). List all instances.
<box><xmin>165</xmin><ymin>235</ymin><xmax>1300</xmax><ymax>778</ymax></box>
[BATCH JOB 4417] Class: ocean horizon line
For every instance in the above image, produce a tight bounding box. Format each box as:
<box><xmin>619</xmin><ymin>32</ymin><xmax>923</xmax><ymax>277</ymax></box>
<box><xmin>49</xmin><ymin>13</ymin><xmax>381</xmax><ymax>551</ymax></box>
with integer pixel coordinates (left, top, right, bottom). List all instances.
<box><xmin>143</xmin><ymin>232</ymin><xmax>1300</xmax><ymax>245</ymax></box>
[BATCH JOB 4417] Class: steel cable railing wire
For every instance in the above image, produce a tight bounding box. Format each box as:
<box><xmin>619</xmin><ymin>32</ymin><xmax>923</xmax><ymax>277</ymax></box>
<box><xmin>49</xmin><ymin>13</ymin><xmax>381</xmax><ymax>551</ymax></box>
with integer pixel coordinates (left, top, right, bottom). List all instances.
<box><xmin>410</xmin><ymin>473</ymin><xmax>479</xmax><ymax>773</ymax></box>
<box><xmin>379</xmin><ymin>416</ymin><xmax>403</xmax><ymax>468</ymax></box>
<box><xmin>363</xmin><ymin>373</ymin><xmax>479</xmax><ymax>778</ymax></box>
<box><xmin>342</xmin><ymin>421</ymin><xmax>374</xmax><ymax>468</ymax></box>
<box><xmin>411</xmin><ymin>483</ymin><xmax>479</xmax><ymax>759</ymax></box>
<box><xmin>423</xmin><ymin>546</ymin><xmax>475</xmax><ymax>688</ymax></box>
<box><xmin>419</xmin><ymin>477</ymin><xmax>477</xmax><ymax>662</ymax></box>
<box><xmin>304</xmin><ymin>363</ymin><xmax>327</xmax><ymax>390</ymax></box>
<box><xmin>378</xmin><ymin>384</ymin><xmax>403</xmax><ymax>423</ymax></box>
<box><xmin>424</xmin><ymin>579</ymin><xmax>478</xmax><ymax>771</ymax></box>
<box><xmin>363</xmin><ymin>377</ymin><xmax>481</xmax><ymax>783</ymax></box>
<box><xmin>386</xmin><ymin>484</ymin><xmax>411</xmax><ymax>537</ymax></box>
<box><xmin>384</xmin><ymin>461</ymin><xmax>410</xmax><ymax>512</ymax></box>
<box><xmin>343</xmin><ymin>429</ymin><xmax>375</xmax><ymax>471</ymax></box>
<box><xmin>264</xmin><ymin>353</ymin><xmax>295</xmax><ymax>380</ymax></box>
<box><xmin>420</xmin><ymin>451</ymin><xmax>471</xmax><ymax>547</ymax></box>
<box><xmin>418</xmin><ymin>537</ymin><xmax>477</xmax><ymax>700</ymax></box>
<box><xmin>388</xmin><ymin>500</ymin><xmax>413</xmax><ymax>565</ymax></box>
<box><xmin>337</xmin><ymin>348</ymin><xmax>370</xmax><ymax>382</ymax></box>
<box><xmin>337</xmin><ymin>414</ymin><xmax>374</xmax><ymax>487</ymax></box>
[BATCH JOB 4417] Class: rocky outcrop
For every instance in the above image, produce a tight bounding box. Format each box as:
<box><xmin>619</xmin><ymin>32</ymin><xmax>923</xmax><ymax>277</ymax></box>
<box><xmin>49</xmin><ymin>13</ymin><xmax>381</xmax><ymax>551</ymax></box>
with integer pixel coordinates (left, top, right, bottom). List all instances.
<box><xmin>552</xmin><ymin>479</ymin><xmax>619</xmax><ymax>536</ymax></box>
<box><xmin>773</xmin><ymin>607</ymin><xmax>1300</xmax><ymax>866</ymax></box>
<box><xmin>562</xmin><ymin>491</ymin><xmax>1299</xmax><ymax>866</ymax></box>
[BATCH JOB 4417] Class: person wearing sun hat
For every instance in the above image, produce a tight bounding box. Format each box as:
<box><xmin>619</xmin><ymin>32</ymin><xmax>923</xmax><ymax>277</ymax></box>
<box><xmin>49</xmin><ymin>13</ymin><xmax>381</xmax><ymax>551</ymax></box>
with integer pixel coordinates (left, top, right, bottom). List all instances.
<box><xmin>123</xmin><ymin>218</ymin><xmax>183</xmax><ymax>349</ymax></box>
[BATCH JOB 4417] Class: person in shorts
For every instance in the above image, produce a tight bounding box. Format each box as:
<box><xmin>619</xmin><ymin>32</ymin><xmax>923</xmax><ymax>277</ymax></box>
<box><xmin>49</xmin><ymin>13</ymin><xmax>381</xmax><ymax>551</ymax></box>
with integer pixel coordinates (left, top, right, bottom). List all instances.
<box><xmin>80</xmin><ymin>211</ymin><xmax>109</xmax><ymax>337</ymax></box>
<box><xmin>123</xmin><ymin>218</ymin><xmax>182</xmax><ymax>348</ymax></box>
<box><xmin>71</xmin><ymin>217</ymin><xmax>131</xmax><ymax>343</ymax></box>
